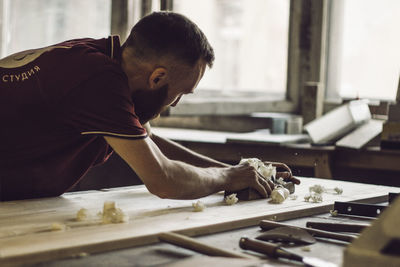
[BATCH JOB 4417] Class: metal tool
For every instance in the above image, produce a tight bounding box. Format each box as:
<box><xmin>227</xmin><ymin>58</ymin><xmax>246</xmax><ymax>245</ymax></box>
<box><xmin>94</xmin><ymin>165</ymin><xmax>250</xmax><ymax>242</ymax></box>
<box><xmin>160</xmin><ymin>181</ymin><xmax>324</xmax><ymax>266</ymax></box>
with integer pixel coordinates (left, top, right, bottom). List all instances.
<box><xmin>239</xmin><ymin>237</ymin><xmax>337</xmax><ymax>267</ymax></box>
<box><xmin>259</xmin><ymin>220</ymin><xmax>356</xmax><ymax>243</ymax></box>
<box><xmin>333</xmin><ymin>201</ymin><xmax>386</xmax><ymax>218</ymax></box>
<box><xmin>257</xmin><ymin>226</ymin><xmax>316</xmax><ymax>245</ymax></box>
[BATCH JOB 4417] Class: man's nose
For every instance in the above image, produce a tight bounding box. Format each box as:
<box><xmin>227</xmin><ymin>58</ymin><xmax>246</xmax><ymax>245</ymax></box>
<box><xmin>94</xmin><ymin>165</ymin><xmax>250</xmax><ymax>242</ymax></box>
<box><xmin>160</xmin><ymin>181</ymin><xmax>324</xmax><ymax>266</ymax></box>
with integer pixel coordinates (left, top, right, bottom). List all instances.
<box><xmin>170</xmin><ymin>96</ymin><xmax>182</xmax><ymax>107</ymax></box>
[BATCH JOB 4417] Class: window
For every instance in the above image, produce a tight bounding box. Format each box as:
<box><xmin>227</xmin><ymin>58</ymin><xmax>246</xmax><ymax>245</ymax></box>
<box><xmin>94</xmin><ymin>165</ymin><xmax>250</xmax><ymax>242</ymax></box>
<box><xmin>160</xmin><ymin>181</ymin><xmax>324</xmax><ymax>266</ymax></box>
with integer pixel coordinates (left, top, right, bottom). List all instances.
<box><xmin>327</xmin><ymin>0</ymin><xmax>400</xmax><ymax>101</ymax></box>
<box><xmin>0</xmin><ymin>0</ymin><xmax>111</xmax><ymax>58</ymax></box>
<box><xmin>174</xmin><ymin>0</ymin><xmax>289</xmax><ymax>96</ymax></box>
<box><xmin>170</xmin><ymin>0</ymin><xmax>291</xmax><ymax>115</ymax></box>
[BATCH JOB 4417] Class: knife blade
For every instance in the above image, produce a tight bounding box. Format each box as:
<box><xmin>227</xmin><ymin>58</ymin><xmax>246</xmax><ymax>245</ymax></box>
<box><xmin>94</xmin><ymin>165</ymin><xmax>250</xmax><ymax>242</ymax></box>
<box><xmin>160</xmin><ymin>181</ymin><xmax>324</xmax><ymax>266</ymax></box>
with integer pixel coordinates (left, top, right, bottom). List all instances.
<box><xmin>239</xmin><ymin>237</ymin><xmax>337</xmax><ymax>267</ymax></box>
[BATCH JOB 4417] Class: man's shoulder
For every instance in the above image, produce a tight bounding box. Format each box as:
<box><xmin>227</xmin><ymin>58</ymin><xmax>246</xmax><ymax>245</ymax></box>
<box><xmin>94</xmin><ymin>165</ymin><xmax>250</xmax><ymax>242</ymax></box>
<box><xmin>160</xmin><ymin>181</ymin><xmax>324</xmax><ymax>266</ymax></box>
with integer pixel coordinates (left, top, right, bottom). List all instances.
<box><xmin>50</xmin><ymin>36</ymin><xmax>121</xmax><ymax>69</ymax></box>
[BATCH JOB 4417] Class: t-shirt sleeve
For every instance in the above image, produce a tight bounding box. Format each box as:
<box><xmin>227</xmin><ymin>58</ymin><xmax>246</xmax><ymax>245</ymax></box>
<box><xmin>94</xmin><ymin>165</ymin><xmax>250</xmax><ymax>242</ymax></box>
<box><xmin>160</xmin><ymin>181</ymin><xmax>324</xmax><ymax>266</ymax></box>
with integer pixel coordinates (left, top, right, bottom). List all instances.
<box><xmin>63</xmin><ymin>66</ymin><xmax>147</xmax><ymax>139</ymax></box>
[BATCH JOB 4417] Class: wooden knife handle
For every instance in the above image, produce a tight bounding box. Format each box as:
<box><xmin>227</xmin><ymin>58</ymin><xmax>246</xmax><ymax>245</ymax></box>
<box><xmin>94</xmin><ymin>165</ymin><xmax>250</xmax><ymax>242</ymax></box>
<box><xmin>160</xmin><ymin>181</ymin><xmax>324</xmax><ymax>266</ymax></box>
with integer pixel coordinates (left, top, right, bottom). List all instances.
<box><xmin>259</xmin><ymin>220</ymin><xmax>356</xmax><ymax>243</ymax></box>
<box><xmin>239</xmin><ymin>237</ymin><xmax>278</xmax><ymax>257</ymax></box>
<box><xmin>159</xmin><ymin>232</ymin><xmax>253</xmax><ymax>259</ymax></box>
<box><xmin>306</xmin><ymin>221</ymin><xmax>367</xmax><ymax>233</ymax></box>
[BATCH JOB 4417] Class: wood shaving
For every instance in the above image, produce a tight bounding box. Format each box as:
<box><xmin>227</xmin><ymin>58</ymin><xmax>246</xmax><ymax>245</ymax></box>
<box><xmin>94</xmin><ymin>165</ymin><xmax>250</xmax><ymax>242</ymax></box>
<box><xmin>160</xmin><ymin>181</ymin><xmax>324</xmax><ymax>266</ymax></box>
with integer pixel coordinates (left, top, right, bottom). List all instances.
<box><xmin>270</xmin><ymin>186</ymin><xmax>290</xmax><ymax>204</ymax></box>
<box><xmin>50</xmin><ymin>222</ymin><xmax>66</xmax><ymax>231</ymax></box>
<box><xmin>240</xmin><ymin>158</ymin><xmax>276</xmax><ymax>180</ymax></box>
<box><xmin>334</xmin><ymin>187</ymin><xmax>343</xmax><ymax>195</ymax></box>
<box><xmin>309</xmin><ymin>184</ymin><xmax>325</xmax><ymax>194</ymax></box>
<box><xmin>304</xmin><ymin>192</ymin><xmax>323</xmax><ymax>203</ymax></box>
<box><xmin>301</xmin><ymin>246</ymin><xmax>311</xmax><ymax>252</ymax></box>
<box><xmin>224</xmin><ymin>193</ymin><xmax>238</xmax><ymax>205</ymax></box>
<box><xmin>258</xmin><ymin>163</ymin><xmax>276</xmax><ymax>180</ymax></box>
<box><xmin>276</xmin><ymin>177</ymin><xmax>285</xmax><ymax>185</ymax></box>
<box><xmin>239</xmin><ymin>158</ymin><xmax>263</xmax><ymax>169</ymax></box>
<box><xmin>99</xmin><ymin>201</ymin><xmax>129</xmax><ymax>224</ymax></box>
<box><xmin>192</xmin><ymin>200</ymin><xmax>205</xmax><ymax>212</ymax></box>
<box><xmin>76</xmin><ymin>208</ymin><xmax>89</xmax><ymax>221</ymax></box>
<box><xmin>330</xmin><ymin>209</ymin><xmax>338</xmax><ymax>216</ymax></box>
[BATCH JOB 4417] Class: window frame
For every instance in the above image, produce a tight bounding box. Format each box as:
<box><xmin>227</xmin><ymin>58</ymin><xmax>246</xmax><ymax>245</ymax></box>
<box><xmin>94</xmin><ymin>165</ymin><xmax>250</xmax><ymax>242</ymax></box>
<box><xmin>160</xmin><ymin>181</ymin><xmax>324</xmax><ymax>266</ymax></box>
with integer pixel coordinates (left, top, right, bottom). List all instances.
<box><xmin>165</xmin><ymin>0</ymin><xmax>331</xmax><ymax>117</ymax></box>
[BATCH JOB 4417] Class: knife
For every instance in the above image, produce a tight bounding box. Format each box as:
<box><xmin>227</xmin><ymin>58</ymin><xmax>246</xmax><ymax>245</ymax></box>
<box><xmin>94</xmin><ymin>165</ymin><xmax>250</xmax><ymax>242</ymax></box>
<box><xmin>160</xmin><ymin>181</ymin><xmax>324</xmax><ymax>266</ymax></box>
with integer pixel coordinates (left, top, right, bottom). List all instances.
<box><xmin>259</xmin><ymin>220</ymin><xmax>356</xmax><ymax>243</ymax></box>
<box><xmin>239</xmin><ymin>237</ymin><xmax>337</xmax><ymax>267</ymax></box>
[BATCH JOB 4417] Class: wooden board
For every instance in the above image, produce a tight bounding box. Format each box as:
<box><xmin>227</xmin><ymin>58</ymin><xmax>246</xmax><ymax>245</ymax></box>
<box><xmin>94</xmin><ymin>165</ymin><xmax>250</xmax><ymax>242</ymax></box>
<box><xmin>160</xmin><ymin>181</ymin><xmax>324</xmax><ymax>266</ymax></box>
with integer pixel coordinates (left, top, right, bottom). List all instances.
<box><xmin>0</xmin><ymin>177</ymin><xmax>399</xmax><ymax>265</ymax></box>
<box><xmin>336</xmin><ymin>119</ymin><xmax>383</xmax><ymax>149</ymax></box>
<box><xmin>152</xmin><ymin>127</ymin><xmax>309</xmax><ymax>145</ymax></box>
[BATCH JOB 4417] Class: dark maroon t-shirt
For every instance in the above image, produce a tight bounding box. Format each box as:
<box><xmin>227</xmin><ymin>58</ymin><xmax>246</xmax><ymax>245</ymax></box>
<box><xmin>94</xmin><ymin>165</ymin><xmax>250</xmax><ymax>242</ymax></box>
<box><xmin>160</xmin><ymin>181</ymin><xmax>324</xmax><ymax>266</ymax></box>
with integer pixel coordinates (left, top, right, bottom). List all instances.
<box><xmin>0</xmin><ymin>36</ymin><xmax>147</xmax><ymax>200</ymax></box>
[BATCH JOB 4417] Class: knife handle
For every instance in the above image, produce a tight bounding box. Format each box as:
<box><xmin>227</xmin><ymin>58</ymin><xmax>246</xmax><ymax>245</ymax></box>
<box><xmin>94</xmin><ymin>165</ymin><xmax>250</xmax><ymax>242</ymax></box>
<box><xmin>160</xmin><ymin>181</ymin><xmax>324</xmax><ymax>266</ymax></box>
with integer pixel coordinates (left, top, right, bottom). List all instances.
<box><xmin>306</xmin><ymin>221</ymin><xmax>367</xmax><ymax>233</ymax></box>
<box><xmin>239</xmin><ymin>237</ymin><xmax>303</xmax><ymax>262</ymax></box>
<box><xmin>239</xmin><ymin>237</ymin><xmax>278</xmax><ymax>257</ymax></box>
<box><xmin>159</xmin><ymin>232</ymin><xmax>253</xmax><ymax>259</ymax></box>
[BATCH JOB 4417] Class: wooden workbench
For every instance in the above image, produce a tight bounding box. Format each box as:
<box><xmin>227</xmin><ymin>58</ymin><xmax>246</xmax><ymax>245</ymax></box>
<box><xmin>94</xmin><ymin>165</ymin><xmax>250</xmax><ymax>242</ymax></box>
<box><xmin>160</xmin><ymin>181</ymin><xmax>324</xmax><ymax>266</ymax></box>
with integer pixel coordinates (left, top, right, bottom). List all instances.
<box><xmin>1</xmin><ymin>177</ymin><xmax>399</xmax><ymax>266</ymax></box>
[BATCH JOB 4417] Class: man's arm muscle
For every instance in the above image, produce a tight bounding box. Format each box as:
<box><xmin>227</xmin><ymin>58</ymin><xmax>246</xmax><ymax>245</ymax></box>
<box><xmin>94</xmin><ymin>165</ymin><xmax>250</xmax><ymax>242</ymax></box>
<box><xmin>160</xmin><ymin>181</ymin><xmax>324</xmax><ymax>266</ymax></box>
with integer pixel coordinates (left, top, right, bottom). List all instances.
<box><xmin>104</xmin><ymin>136</ymin><xmax>270</xmax><ymax>200</ymax></box>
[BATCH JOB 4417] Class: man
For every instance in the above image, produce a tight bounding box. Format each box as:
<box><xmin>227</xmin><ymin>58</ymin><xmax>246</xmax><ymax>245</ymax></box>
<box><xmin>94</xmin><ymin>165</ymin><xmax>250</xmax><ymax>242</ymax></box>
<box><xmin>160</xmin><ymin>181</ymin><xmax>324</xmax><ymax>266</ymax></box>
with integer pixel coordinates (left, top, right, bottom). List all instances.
<box><xmin>0</xmin><ymin>12</ymin><xmax>297</xmax><ymax>201</ymax></box>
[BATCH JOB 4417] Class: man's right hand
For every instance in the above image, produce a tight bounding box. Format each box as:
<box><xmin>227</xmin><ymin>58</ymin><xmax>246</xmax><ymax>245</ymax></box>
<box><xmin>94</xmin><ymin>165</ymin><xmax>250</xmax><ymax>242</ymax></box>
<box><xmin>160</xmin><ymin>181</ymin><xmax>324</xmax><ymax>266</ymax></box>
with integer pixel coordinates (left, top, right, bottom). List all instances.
<box><xmin>222</xmin><ymin>162</ymin><xmax>275</xmax><ymax>198</ymax></box>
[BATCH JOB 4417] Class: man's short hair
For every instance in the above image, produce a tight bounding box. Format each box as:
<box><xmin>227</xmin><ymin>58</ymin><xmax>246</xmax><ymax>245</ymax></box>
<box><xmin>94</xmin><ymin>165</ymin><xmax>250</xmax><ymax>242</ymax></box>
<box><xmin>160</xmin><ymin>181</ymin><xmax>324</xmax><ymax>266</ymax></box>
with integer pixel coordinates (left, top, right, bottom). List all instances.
<box><xmin>123</xmin><ymin>11</ymin><xmax>214</xmax><ymax>68</ymax></box>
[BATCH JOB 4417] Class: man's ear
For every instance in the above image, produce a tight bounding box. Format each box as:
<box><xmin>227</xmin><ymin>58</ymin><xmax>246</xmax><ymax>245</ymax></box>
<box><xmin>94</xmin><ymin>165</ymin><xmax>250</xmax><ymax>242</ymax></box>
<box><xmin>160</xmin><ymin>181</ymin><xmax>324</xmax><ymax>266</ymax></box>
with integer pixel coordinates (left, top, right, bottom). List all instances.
<box><xmin>148</xmin><ymin>67</ymin><xmax>167</xmax><ymax>89</ymax></box>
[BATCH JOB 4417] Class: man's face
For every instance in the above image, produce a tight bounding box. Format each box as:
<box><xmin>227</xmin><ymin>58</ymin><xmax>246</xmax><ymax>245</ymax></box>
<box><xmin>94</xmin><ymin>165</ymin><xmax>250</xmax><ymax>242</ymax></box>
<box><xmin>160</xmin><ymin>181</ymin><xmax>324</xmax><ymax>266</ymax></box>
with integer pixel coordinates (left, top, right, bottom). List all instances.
<box><xmin>132</xmin><ymin>61</ymin><xmax>206</xmax><ymax>125</ymax></box>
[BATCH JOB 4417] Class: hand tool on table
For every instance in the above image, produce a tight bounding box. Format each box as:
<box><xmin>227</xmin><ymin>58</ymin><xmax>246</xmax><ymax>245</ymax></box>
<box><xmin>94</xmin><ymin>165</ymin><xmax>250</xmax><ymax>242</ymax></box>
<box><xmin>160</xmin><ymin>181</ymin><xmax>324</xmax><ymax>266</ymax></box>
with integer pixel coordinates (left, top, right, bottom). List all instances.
<box><xmin>306</xmin><ymin>222</ymin><xmax>368</xmax><ymax>233</ymax></box>
<box><xmin>333</xmin><ymin>192</ymin><xmax>399</xmax><ymax>219</ymax></box>
<box><xmin>158</xmin><ymin>232</ymin><xmax>254</xmax><ymax>259</ymax></box>
<box><xmin>225</xmin><ymin>180</ymin><xmax>296</xmax><ymax>200</ymax></box>
<box><xmin>259</xmin><ymin>220</ymin><xmax>356</xmax><ymax>243</ymax></box>
<box><xmin>239</xmin><ymin>237</ymin><xmax>337</xmax><ymax>267</ymax></box>
<box><xmin>333</xmin><ymin>201</ymin><xmax>386</xmax><ymax>218</ymax></box>
<box><xmin>256</xmin><ymin>226</ymin><xmax>316</xmax><ymax>245</ymax></box>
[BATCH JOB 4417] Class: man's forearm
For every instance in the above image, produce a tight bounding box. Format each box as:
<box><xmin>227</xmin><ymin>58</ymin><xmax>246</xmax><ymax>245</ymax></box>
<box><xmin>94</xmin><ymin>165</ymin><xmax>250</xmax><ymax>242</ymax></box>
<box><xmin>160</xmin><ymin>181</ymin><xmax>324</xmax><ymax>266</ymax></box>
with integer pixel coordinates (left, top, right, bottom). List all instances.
<box><xmin>151</xmin><ymin>133</ymin><xmax>230</xmax><ymax>168</ymax></box>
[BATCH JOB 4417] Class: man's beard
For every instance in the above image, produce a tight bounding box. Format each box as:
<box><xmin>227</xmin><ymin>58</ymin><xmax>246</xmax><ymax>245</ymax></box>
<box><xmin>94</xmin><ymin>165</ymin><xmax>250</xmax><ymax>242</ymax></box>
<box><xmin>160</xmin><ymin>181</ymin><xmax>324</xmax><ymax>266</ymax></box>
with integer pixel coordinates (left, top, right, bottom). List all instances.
<box><xmin>131</xmin><ymin>84</ymin><xmax>169</xmax><ymax>125</ymax></box>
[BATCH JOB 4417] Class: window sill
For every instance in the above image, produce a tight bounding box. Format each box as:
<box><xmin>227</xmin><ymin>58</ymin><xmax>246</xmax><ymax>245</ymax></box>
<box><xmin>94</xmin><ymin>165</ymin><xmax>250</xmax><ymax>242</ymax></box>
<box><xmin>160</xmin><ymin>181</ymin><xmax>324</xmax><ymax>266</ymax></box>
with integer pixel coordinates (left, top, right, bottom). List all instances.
<box><xmin>169</xmin><ymin>90</ymin><xmax>296</xmax><ymax>115</ymax></box>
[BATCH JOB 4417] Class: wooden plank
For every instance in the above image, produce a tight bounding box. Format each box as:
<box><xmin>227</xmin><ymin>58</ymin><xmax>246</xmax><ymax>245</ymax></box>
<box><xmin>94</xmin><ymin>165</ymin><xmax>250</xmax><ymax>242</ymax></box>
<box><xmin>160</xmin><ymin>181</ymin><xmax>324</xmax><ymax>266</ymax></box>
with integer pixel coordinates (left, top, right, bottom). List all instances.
<box><xmin>336</xmin><ymin>119</ymin><xmax>383</xmax><ymax>149</ymax></box>
<box><xmin>304</xmin><ymin>100</ymin><xmax>371</xmax><ymax>144</ymax></box>
<box><xmin>0</xmin><ymin>178</ymin><xmax>399</xmax><ymax>265</ymax></box>
<box><xmin>153</xmin><ymin>127</ymin><xmax>310</xmax><ymax>145</ymax></box>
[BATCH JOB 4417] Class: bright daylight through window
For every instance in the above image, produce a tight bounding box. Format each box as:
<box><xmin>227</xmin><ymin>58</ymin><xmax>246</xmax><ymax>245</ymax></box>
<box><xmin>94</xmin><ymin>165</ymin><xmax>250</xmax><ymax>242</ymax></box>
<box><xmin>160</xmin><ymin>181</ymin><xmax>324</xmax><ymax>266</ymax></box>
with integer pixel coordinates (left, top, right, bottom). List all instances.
<box><xmin>0</xmin><ymin>0</ymin><xmax>111</xmax><ymax>58</ymax></box>
<box><xmin>173</xmin><ymin>0</ymin><xmax>290</xmax><ymax>99</ymax></box>
<box><xmin>327</xmin><ymin>0</ymin><xmax>400</xmax><ymax>101</ymax></box>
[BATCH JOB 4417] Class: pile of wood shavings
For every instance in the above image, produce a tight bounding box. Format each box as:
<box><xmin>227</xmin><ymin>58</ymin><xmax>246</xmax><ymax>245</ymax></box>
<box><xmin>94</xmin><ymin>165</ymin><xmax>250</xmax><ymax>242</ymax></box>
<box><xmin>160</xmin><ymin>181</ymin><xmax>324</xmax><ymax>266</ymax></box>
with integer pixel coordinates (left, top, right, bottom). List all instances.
<box><xmin>304</xmin><ymin>192</ymin><xmax>323</xmax><ymax>203</ymax></box>
<box><xmin>75</xmin><ymin>201</ymin><xmax>129</xmax><ymax>224</ymax></box>
<box><xmin>100</xmin><ymin>201</ymin><xmax>129</xmax><ymax>224</ymax></box>
<box><xmin>239</xmin><ymin>158</ymin><xmax>276</xmax><ymax>180</ymax></box>
<box><xmin>304</xmin><ymin>184</ymin><xmax>344</xmax><ymax>203</ymax></box>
